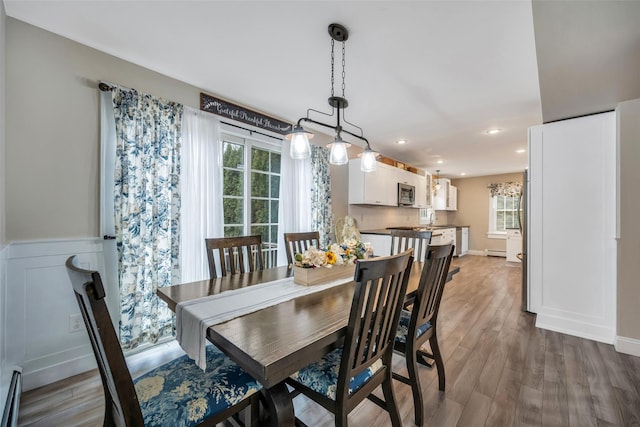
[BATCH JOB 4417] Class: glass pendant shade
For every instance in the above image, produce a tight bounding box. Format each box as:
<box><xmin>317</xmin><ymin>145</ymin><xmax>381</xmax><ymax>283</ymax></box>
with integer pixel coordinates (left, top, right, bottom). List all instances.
<box><xmin>435</xmin><ymin>182</ymin><xmax>441</xmax><ymax>191</ymax></box>
<box><xmin>287</xmin><ymin>125</ymin><xmax>313</xmax><ymax>160</ymax></box>
<box><xmin>360</xmin><ymin>147</ymin><xmax>377</xmax><ymax>172</ymax></box>
<box><xmin>329</xmin><ymin>138</ymin><xmax>349</xmax><ymax>165</ymax></box>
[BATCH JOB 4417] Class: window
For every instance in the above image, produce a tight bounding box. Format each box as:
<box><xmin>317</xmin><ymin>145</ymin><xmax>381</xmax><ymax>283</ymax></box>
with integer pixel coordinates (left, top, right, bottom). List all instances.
<box><xmin>488</xmin><ymin>195</ymin><xmax>520</xmax><ymax>237</ymax></box>
<box><xmin>222</xmin><ymin>133</ymin><xmax>281</xmax><ymax>266</ymax></box>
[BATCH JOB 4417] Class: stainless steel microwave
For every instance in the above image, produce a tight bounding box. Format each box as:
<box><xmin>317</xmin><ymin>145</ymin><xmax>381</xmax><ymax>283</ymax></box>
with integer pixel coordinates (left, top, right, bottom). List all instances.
<box><xmin>398</xmin><ymin>183</ymin><xmax>415</xmax><ymax>206</ymax></box>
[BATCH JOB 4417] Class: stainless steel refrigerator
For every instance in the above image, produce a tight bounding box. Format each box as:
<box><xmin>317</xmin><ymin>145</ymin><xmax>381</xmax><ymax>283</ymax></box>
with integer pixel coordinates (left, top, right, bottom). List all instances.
<box><xmin>517</xmin><ymin>169</ymin><xmax>529</xmax><ymax>312</ymax></box>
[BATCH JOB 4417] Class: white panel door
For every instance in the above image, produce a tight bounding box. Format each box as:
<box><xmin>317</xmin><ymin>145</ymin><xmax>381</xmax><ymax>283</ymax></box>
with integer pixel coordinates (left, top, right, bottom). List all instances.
<box><xmin>528</xmin><ymin>112</ymin><xmax>616</xmax><ymax>343</ymax></box>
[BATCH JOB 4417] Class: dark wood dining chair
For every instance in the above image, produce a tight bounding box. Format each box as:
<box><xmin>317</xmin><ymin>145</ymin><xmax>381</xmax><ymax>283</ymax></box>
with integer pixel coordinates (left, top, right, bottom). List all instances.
<box><xmin>65</xmin><ymin>256</ymin><xmax>261</xmax><ymax>427</ymax></box>
<box><xmin>286</xmin><ymin>250</ymin><xmax>414</xmax><ymax>427</ymax></box>
<box><xmin>205</xmin><ymin>235</ymin><xmax>265</xmax><ymax>279</ymax></box>
<box><xmin>392</xmin><ymin>243</ymin><xmax>454</xmax><ymax>427</ymax></box>
<box><xmin>284</xmin><ymin>231</ymin><xmax>321</xmax><ymax>265</ymax></box>
<box><xmin>389</xmin><ymin>229</ymin><xmax>432</xmax><ymax>262</ymax></box>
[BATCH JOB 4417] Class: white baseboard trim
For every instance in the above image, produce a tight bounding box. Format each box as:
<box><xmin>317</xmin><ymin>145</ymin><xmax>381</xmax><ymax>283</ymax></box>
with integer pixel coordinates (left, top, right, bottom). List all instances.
<box><xmin>467</xmin><ymin>250</ymin><xmax>485</xmax><ymax>256</ymax></box>
<box><xmin>614</xmin><ymin>336</ymin><xmax>640</xmax><ymax>357</ymax></box>
<box><xmin>535</xmin><ymin>313</ymin><xmax>615</xmax><ymax>344</ymax></box>
<box><xmin>22</xmin><ymin>354</ymin><xmax>96</xmax><ymax>392</ymax></box>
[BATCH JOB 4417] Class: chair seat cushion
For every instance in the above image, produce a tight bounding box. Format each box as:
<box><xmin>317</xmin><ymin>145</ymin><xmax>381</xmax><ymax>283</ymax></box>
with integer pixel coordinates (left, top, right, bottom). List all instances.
<box><xmin>395</xmin><ymin>309</ymin><xmax>432</xmax><ymax>344</ymax></box>
<box><xmin>134</xmin><ymin>345</ymin><xmax>261</xmax><ymax>427</ymax></box>
<box><xmin>289</xmin><ymin>347</ymin><xmax>384</xmax><ymax>400</ymax></box>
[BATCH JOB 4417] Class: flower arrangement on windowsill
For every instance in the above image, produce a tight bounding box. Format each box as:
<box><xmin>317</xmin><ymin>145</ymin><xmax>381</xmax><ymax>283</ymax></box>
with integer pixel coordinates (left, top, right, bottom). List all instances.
<box><xmin>293</xmin><ymin>240</ymin><xmax>373</xmax><ymax>285</ymax></box>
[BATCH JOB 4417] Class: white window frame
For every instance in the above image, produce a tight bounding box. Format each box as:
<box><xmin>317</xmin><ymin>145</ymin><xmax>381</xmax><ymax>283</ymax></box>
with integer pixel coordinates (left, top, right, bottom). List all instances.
<box><xmin>487</xmin><ymin>194</ymin><xmax>519</xmax><ymax>239</ymax></box>
<box><xmin>220</xmin><ymin>124</ymin><xmax>282</xmax><ymax>266</ymax></box>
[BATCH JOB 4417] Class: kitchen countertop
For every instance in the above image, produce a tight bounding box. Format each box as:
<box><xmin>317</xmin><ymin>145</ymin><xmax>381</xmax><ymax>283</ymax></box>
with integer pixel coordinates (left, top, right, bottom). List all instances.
<box><xmin>360</xmin><ymin>228</ymin><xmax>444</xmax><ymax>236</ymax></box>
<box><xmin>361</xmin><ymin>225</ymin><xmax>469</xmax><ymax>236</ymax></box>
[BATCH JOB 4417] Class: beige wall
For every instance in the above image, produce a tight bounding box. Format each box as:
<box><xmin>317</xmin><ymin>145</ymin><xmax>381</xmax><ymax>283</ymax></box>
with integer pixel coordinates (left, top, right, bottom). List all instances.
<box><xmin>450</xmin><ymin>172</ymin><xmax>524</xmax><ymax>253</ymax></box>
<box><xmin>5</xmin><ymin>19</ymin><xmax>349</xmax><ymax>241</ymax></box>
<box><xmin>617</xmin><ymin>99</ymin><xmax>640</xmax><ymax>341</ymax></box>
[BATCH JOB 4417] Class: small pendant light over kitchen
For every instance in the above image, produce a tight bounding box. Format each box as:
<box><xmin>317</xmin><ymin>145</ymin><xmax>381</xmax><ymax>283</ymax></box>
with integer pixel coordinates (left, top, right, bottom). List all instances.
<box><xmin>435</xmin><ymin>170</ymin><xmax>442</xmax><ymax>191</ymax></box>
<box><xmin>286</xmin><ymin>23</ymin><xmax>378</xmax><ymax>172</ymax></box>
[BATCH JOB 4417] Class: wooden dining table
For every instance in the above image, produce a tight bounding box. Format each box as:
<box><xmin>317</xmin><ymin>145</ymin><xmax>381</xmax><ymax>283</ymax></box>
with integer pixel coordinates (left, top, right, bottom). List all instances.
<box><xmin>157</xmin><ymin>261</ymin><xmax>459</xmax><ymax>427</ymax></box>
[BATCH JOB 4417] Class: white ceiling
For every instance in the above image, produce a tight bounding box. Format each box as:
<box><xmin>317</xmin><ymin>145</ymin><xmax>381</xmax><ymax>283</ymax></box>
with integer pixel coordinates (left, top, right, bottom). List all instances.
<box><xmin>4</xmin><ymin>0</ymin><xmax>545</xmax><ymax>178</ymax></box>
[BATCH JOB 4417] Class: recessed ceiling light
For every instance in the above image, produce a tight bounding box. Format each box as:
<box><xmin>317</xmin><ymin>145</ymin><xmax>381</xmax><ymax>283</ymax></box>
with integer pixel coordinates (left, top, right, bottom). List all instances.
<box><xmin>516</xmin><ymin>149</ymin><xmax>526</xmax><ymax>153</ymax></box>
<box><xmin>486</xmin><ymin>128</ymin><xmax>502</xmax><ymax>135</ymax></box>
<box><xmin>460</xmin><ymin>172</ymin><xmax>467</xmax><ymax>176</ymax></box>
<box><xmin>437</xmin><ymin>159</ymin><xmax>444</xmax><ymax>164</ymax></box>
<box><xmin>396</xmin><ymin>139</ymin><xmax>407</xmax><ymax>145</ymax></box>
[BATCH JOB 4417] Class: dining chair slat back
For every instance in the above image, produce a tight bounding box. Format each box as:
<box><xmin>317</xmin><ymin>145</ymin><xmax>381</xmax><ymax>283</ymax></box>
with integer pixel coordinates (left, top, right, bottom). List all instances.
<box><xmin>286</xmin><ymin>249</ymin><xmax>414</xmax><ymax>427</ymax></box>
<box><xmin>65</xmin><ymin>256</ymin><xmax>261</xmax><ymax>427</ymax></box>
<box><xmin>65</xmin><ymin>256</ymin><xmax>144</xmax><ymax>425</ymax></box>
<box><xmin>205</xmin><ymin>235</ymin><xmax>265</xmax><ymax>279</ymax></box>
<box><xmin>284</xmin><ymin>231</ymin><xmax>321</xmax><ymax>265</ymax></box>
<box><xmin>389</xmin><ymin>229</ymin><xmax>432</xmax><ymax>262</ymax></box>
<box><xmin>392</xmin><ymin>243</ymin><xmax>454</xmax><ymax>427</ymax></box>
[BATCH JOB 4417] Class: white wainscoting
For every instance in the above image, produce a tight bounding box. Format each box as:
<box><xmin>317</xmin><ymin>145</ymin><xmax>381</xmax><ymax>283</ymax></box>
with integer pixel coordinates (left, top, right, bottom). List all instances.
<box><xmin>4</xmin><ymin>238</ymin><xmax>105</xmax><ymax>391</ymax></box>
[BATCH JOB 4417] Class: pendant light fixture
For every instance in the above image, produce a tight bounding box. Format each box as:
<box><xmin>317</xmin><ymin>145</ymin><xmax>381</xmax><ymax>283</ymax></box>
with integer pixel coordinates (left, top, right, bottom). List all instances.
<box><xmin>286</xmin><ymin>23</ymin><xmax>377</xmax><ymax>172</ymax></box>
<box><xmin>435</xmin><ymin>170</ymin><xmax>442</xmax><ymax>191</ymax></box>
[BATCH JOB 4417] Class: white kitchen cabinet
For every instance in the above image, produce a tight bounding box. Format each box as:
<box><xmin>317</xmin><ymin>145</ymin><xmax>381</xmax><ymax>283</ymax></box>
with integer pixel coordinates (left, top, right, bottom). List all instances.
<box><xmin>432</xmin><ymin>178</ymin><xmax>448</xmax><ymax>210</ymax></box>
<box><xmin>348</xmin><ymin>159</ymin><xmax>396</xmax><ymax>206</ymax></box>
<box><xmin>456</xmin><ymin>227</ymin><xmax>469</xmax><ymax>256</ymax></box>
<box><xmin>432</xmin><ymin>178</ymin><xmax>457</xmax><ymax>211</ymax></box>
<box><xmin>506</xmin><ymin>229</ymin><xmax>521</xmax><ymax>262</ymax></box>
<box><xmin>413</xmin><ymin>173</ymin><xmax>428</xmax><ymax>208</ymax></box>
<box><xmin>448</xmin><ymin>185</ymin><xmax>457</xmax><ymax>211</ymax></box>
<box><xmin>360</xmin><ymin>233</ymin><xmax>391</xmax><ymax>257</ymax></box>
<box><xmin>430</xmin><ymin>228</ymin><xmax>455</xmax><ymax>246</ymax></box>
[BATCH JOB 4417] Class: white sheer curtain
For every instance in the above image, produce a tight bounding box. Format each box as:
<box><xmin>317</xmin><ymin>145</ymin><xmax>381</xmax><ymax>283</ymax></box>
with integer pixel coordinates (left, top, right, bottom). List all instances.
<box><xmin>180</xmin><ymin>108</ymin><xmax>223</xmax><ymax>281</ymax></box>
<box><xmin>276</xmin><ymin>138</ymin><xmax>313</xmax><ymax>266</ymax></box>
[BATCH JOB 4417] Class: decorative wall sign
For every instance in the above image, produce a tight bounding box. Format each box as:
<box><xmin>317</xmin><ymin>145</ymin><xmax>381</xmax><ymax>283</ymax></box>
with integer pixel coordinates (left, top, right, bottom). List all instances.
<box><xmin>200</xmin><ymin>93</ymin><xmax>292</xmax><ymax>135</ymax></box>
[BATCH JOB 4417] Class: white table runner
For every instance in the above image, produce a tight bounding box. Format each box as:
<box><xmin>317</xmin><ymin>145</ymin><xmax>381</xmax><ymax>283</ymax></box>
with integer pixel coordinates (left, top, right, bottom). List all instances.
<box><xmin>176</xmin><ymin>275</ymin><xmax>353</xmax><ymax>370</ymax></box>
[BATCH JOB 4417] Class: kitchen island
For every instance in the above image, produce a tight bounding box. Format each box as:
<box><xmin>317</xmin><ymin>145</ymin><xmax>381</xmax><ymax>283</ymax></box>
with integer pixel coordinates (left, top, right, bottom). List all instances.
<box><xmin>361</xmin><ymin>225</ymin><xmax>469</xmax><ymax>257</ymax></box>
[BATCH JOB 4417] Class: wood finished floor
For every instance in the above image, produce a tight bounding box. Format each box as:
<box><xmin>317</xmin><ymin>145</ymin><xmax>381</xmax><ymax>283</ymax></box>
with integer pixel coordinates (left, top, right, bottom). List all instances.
<box><xmin>18</xmin><ymin>256</ymin><xmax>640</xmax><ymax>427</ymax></box>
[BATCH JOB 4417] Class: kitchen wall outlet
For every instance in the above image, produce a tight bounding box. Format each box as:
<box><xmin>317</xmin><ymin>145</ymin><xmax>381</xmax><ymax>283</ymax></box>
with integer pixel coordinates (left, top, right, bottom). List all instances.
<box><xmin>69</xmin><ymin>313</ymin><xmax>84</xmax><ymax>333</ymax></box>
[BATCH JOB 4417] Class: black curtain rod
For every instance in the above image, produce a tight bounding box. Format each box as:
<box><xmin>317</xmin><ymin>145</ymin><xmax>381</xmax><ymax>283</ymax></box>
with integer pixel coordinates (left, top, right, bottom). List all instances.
<box><xmin>98</xmin><ymin>82</ymin><xmax>282</xmax><ymax>141</ymax></box>
<box><xmin>220</xmin><ymin>121</ymin><xmax>283</xmax><ymax>141</ymax></box>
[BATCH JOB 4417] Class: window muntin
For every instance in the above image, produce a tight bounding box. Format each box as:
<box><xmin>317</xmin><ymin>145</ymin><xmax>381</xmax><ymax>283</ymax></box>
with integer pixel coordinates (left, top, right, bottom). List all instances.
<box><xmin>490</xmin><ymin>195</ymin><xmax>519</xmax><ymax>233</ymax></box>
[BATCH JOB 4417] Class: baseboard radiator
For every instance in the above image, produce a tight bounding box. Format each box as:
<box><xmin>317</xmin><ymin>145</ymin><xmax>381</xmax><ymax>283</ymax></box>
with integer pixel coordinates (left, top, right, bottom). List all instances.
<box><xmin>1</xmin><ymin>370</ymin><xmax>22</xmax><ymax>427</ymax></box>
<box><xmin>485</xmin><ymin>249</ymin><xmax>507</xmax><ymax>258</ymax></box>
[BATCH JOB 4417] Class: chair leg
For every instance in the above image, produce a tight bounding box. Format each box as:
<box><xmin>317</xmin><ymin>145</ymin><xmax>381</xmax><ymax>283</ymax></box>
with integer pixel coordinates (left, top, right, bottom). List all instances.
<box><xmin>430</xmin><ymin>333</ymin><xmax>446</xmax><ymax>391</ymax></box>
<box><xmin>249</xmin><ymin>393</ymin><xmax>260</xmax><ymax>427</ymax></box>
<box><xmin>416</xmin><ymin>348</ymin><xmax>435</xmax><ymax>367</ymax></box>
<box><xmin>335</xmin><ymin>410</ymin><xmax>348</xmax><ymax>427</ymax></box>
<box><xmin>406</xmin><ymin>344</ymin><xmax>425</xmax><ymax>427</ymax></box>
<box><xmin>381</xmin><ymin>370</ymin><xmax>402</xmax><ymax>427</ymax></box>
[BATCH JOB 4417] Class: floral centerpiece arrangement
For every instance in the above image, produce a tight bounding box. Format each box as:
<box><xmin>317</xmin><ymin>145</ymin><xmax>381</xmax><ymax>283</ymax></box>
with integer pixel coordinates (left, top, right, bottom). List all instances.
<box><xmin>294</xmin><ymin>240</ymin><xmax>373</xmax><ymax>268</ymax></box>
<box><xmin>293</xmin><ymin>240</ymin><xmax>373</xmax><ymax>286</ymax></box>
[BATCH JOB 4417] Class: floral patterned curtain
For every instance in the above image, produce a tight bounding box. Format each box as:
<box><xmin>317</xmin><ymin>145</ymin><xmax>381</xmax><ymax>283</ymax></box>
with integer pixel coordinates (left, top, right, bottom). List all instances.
<box><xmin>112</xmin><ymin>88</ymin><xmax>183</xmax><ymax>350</ymax></box>
<box><xmin>488</xmin><ymin>181</ymin><xmax>523</xmax><ymax>197</ymax></box>
<box><xmin>310</xmin><ymin>145</ymin><xmax>333</xmax><ymax>247</ymax></box>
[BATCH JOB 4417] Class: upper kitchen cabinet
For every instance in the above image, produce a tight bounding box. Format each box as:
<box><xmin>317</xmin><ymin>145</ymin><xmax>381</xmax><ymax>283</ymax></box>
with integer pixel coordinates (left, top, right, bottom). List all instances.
<box><xmin>348</xmin><ymin>159</ymin><xmax>397</xmax><ymax>206</ymax></box>
<box><xmin>449</xmin><ymin>185</ymin><xmax>457</xmax><ymax>210</ymax></box>
<box><xmin>413</xmin><ymin>172</ymin><xmax>429</xmax><ymax>209</ymax></box>
<box><xmin>432</xmin><ymin>178</ymin><xmax>457</xmax><ymax>211</ymax></box>
<box><xmin>425</xmin><ymin>171</ymin><xmax>433</xmax><ymax>208</ymax></box>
